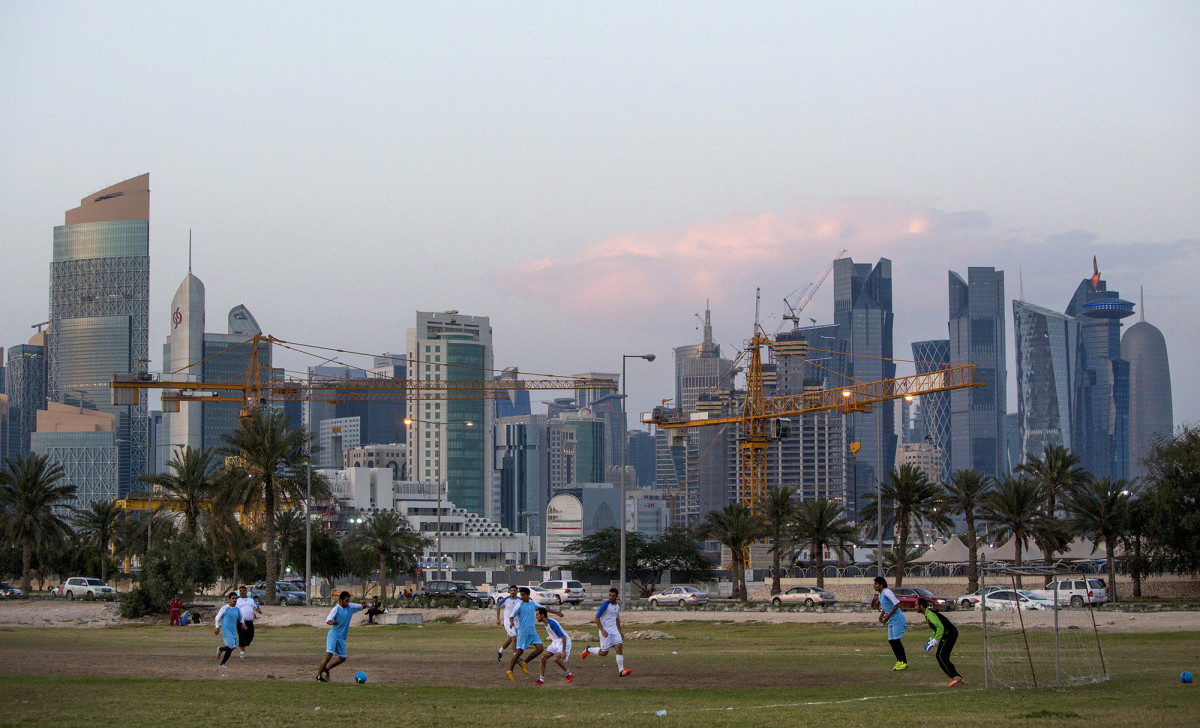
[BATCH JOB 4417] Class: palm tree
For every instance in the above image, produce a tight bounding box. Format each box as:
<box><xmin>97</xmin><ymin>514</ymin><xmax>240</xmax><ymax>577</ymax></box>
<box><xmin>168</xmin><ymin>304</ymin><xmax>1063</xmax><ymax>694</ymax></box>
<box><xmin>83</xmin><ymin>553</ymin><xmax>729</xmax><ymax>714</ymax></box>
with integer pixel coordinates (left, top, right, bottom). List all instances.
<box><xmin>1121</xmin><ymin>493</ymin><xmax>1150</xmax><ymax>598</ymax></box>
<box><xmin>139</xmin><ymin>447</ymin><xmax>222</xmax><ymax>536</ymax></box>
<box><xmin>758</xmin><ymin>487</ymin><xmax>798</xmax><ymax>595</ymax></box>
<box><xmin>208</xmin><ymin>515</ymin><xmax>260</xmax><ymax>593</ymax></box>
<box><xmin>859</xmin><ymin>464</ymin><xmax>950</xmax><ymax>586</ymax></box>
<box><xmin>943</xmin><ymin>469</ymin><xmax>994</xmax><ymax>592</ymax></box>
<box><xmin>73</xmin><ymin>499</ymin><xmax>121</xmax><ymax>582</ymax></box>
<box><xmin>980</xmin><ymin>476</ymin><xmax>1041</xmax><ymax>588</ymax></box>
<box><xmin>275</xmin><ymin>508</ymin><xmax>306</xmax><ymax>579</ymax></box>
<box><xmin>695</xmin><ymin>503</ymin><xmax>766</xmax><ymax>601</ymax></box>
<box><xmin>1016</xmin><ymin>445</ymin><xmax>1091</xmax><ymax>582</ymax></box>
<box><xmin>355</xmin><ymin>510</ymin><xmax>431</xmax><ymax>598</ymax></box>
<box><xmin>0</xmin><ymin>453</ymin><xmax>76</xmax><ymax>593</ymax></box>
<box><xmin>1063</xmin><ymin>477</ymin><xmax>1130</xmax><ymax>602</ymax></box>
<box><xmin>219</xmin><ymin>408</ymin><xmax>327</xmax><ymax>603</ymax></box>
<box><xmin>791</xmin><ymin>498</ymin><xmax>858</xmax><ymax>589</ymax></box>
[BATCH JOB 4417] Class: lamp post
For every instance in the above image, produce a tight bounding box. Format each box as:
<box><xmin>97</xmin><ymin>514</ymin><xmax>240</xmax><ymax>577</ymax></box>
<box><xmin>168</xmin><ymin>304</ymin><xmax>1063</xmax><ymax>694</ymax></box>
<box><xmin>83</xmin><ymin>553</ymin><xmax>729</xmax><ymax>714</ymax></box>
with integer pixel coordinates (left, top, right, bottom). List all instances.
<box><xmin>404</xmin><ymin>416</ymin><xmax>473</xmax><ymax>581</ymax></box>
<box><xmin>619</xmin><ymin>353</ymin><xmax>655</xmax><ymax>606</ymax></box>
<box><xmin>519</xmin><ymin>510</ymin><xmax>539</xmax><ymax>565</ymax></box>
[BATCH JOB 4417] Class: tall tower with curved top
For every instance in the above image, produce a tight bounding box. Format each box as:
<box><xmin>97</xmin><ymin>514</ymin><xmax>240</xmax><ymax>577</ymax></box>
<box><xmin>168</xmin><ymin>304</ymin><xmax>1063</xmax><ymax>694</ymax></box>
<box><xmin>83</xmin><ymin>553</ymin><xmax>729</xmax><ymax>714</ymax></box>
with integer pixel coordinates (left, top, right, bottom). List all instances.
<box><xmin>1122</xmin><ymin>296</ymin><xmax>1173</xmax><ymax>480</ymax></box>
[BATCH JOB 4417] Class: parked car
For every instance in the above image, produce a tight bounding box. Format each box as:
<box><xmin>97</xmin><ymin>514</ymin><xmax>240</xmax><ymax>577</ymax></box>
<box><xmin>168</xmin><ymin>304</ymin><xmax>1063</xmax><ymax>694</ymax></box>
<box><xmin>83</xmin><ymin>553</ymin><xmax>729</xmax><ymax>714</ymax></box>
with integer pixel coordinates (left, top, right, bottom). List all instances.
<box><xmin>976</xmin><ymin>589</ymin><xmax>1059</xmax><ymax>611</ymax></box>
<box><xmin>420</xmin><ymin>580</ymin><xmax>492</xmax><ymax>606</ymax></box>
<box><xmin>1032</xmin><ymin>578</ymin><xmax>1109</xmax><ymax>607</ymax></box>
<box><xmin>0</xmin><ymin>581</ymin><xmax>22</xmax><ymax>598</ymax></box>
<box><xmin>870</xmin><ymin>587</ymin><xmax>954</xmax><ymax>611</ymax></box>
<box><xmin>61</xmin><ymin>577</ymin><xmax>116</xmax><ymax>601</ymax></box>
<box><xmin>771</xmin><ymin>585</ymin><xmax>836</xmax><ymax>607</ymax></box>
<box><xmin>537</xmin><ymin>580</ymin><xmax>586</xmax><ymax>605</ymax></box>
<box><xmin>649</xmin><ymin>586</ymin><xmax>709</xmax><ymax>607</ymax></box>
<box><xmin>957</xmin><ymin>585</ymin><xmax>1007</xmax><ymax>608</ymax></box>
<box><xmin>249</xmin><ymin>581</ymin><xmax>307</xmax><ymax>606</ymax></box>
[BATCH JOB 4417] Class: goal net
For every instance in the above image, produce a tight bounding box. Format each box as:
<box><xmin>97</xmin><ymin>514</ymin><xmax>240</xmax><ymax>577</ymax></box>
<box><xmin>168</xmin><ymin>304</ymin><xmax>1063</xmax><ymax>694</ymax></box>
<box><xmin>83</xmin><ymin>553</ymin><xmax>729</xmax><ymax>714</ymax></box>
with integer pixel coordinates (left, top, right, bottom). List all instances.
<box><xmin>980</xmin><ymin>565</ymin><xmax>1109</xmax><ymax>689</ymax></box>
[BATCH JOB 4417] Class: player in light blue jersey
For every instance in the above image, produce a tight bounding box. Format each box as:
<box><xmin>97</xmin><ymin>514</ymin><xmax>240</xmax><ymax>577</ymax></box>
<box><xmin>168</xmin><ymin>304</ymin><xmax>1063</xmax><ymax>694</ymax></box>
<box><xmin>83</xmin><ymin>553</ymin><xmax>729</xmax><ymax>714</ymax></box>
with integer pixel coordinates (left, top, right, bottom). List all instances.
<box><xmin>213</xmin><ymin>592</ymin><xmax>243</xmax><ymax>667</ymax></box>
<box><xmin>506</xmin><ymin>587</ymin><xmax>543</xmax><ymax>679</ymax></box>
<box><xmin>534</xmin><ymin>607</ymin><xmax>574</xmax><ymax>685</ymax></box>
<box><xmin>316</xmin><ymin>591</ymin><xmax>364</xmax><ymax>682</ymax></box>
<box><xmin>580</xmin><ymin>587</ymin><xmax>631</xmax><ymax>676</ymax></box>
<box><xmin>874</xmin><ymin>576</ymin><xmax>908</xmax><ymax>671</ymax></box>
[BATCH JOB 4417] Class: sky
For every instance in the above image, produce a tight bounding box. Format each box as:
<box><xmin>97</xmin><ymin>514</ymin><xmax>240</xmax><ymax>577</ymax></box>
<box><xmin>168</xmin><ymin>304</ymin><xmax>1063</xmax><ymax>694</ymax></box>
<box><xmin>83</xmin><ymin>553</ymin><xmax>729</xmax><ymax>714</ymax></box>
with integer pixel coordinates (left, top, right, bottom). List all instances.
<box><xmin>1</xmin><ymin>2</ymin><xmax>1198</xmax><ymax>430</ymax></box>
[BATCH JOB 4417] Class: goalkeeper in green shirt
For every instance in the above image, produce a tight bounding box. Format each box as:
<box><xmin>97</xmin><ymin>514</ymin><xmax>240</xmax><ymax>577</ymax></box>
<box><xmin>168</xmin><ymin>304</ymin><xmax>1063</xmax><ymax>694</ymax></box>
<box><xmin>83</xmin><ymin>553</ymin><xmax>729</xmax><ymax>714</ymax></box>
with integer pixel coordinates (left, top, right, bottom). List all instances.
<box><xmin>917</xmin><ymin>598</ymin><xmax>963</xmax><ymax>687</ymax></box>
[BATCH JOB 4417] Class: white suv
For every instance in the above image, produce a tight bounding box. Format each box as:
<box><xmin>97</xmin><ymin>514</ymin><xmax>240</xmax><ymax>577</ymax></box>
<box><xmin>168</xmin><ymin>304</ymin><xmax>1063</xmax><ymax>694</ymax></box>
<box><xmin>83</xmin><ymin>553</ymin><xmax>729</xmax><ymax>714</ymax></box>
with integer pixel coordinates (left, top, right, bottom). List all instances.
<box><xmin>537</xmin><ymin>580</ymin><xmax>586</xmax><ymax>605</ymax></box>
<box><xmin>61</xmin><ymin>577</ymin><xmax>117</xmax><ymax>601</ymax></box>
<box><xmin>1033</xmin><ymin>578</ymin><xmax>1109</xmax><ymax>607</ymax></box>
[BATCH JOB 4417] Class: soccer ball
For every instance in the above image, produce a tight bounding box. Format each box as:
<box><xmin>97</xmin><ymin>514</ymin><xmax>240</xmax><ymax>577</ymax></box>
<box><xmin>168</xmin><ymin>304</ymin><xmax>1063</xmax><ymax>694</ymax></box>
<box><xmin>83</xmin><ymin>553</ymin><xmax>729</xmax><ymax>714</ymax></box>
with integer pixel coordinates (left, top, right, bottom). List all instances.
<box><xmin>355</xmin><ymin>671</ymin><xmax>367</xmax><ymax>684</ymax></box>
<box><xmin>1181</xmin><ymin>671</ymin><xmax>1193</xmax><ymax>684</ymax></box>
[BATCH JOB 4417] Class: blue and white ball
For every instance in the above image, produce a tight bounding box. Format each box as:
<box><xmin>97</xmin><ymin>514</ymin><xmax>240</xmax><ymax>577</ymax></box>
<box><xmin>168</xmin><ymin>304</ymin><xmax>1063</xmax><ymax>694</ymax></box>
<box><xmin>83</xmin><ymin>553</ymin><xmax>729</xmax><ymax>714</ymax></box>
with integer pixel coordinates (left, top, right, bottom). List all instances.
<box><xmin>355</xmin><ymin>671</ymin><xmax>367</xmax><ymax>684</ymax></box>
<box><xmin>1181</xmin><ymin>671</ymin><xmax>1193</xmax><ymax>684</ymax></box>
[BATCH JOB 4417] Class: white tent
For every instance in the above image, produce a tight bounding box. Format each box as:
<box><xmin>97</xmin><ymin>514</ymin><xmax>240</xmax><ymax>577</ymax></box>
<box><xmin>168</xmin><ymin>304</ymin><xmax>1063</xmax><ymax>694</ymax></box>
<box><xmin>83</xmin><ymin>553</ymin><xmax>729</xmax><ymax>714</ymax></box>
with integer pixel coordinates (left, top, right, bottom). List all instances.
<box><xmin>910</xmin><ymin>536</ymin><xmax>971</xmax><ymax>563</ymax></box>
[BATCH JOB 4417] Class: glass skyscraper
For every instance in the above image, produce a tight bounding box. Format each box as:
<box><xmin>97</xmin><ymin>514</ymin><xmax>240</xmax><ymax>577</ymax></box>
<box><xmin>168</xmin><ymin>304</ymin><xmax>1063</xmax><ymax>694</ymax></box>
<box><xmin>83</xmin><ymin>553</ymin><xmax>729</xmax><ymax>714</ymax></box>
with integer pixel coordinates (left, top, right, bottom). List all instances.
<box><xmin>1065</xmin><ymin>262</ymin><xmax>1133</xmax><ymax>480</ymax></box>
<box><xmin>1122</xmin><ymin>307</ymin><xmax>1172</xmax><ymax>481</ymax></box>
<box><xmin>1012</xmin><ymin>300</ymin><xmax>1077</xmax><ymax>463</ymax></box>
<box><xmin>49</xmin><ymin>175</ymin><xmax>150</xmax><ymax>496</ymax></box>
<box><xmin>911</xmin><ymin>339</ymin><xmax>951</xmax><ymax>483</ymax></box>
<box><xmin>948</xmin><ymin>268</ymin><xmax>1006</xmax><ymax>479</ymax></box>
<box><xmin>833</xmin><ymin>257</ymin><xmax>895</xmax><ymax>519</ymax></box>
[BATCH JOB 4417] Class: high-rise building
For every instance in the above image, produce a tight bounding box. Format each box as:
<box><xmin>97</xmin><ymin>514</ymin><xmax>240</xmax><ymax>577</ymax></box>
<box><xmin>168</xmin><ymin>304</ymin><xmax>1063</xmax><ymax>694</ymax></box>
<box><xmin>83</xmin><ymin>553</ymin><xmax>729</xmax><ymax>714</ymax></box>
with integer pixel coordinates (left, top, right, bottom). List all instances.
<box><xmin>1065</xmin><ymin>260</ymin><xmax>1133</xmax><ymax>480</ymax></box>
<box><xmin>833</xmin><ymin>257</ymin><xmax>895</xmax><ymax>519</ymax></box>
<box><xmin>31</xmin><ymin>403</ymin><xmax>118</xmax><ymax>511</ymax></box>
<box><xmin>405</xmin><ymin>311</ymin><xmax>493</xmax><ymax>519</ymax></box>
<box><xmin>911</xmin><ymin>339</ymin><xmax>951</xmax><ymax>483</ymax></box>
<box><xmin>495</xmin><ymin>414</ymin><xmax>549</xmax><ymax>558</ymax></box>
<box><xmin>49</xmin><ymin>174</ymin><xmax>150</xmax><ymax>495</ymax></box>
<box><xmin>494</xmin><ymin>367</ymin><xmax>532</xmax><ymax>419</ymax></box>
<box><xmin>625</xmin><ymin>429</ymin><xmax>657</xmax><ymax>488</ymax></box>
<box><xmin>948</xmin><ymin>268</ymin><xmax>1006</xmax><ymax>479</ymax></box>
<box><xmin>4</xmin><ymin>331</ymin><xmax>48</xmax><ymax>459</ymax></box>
<box><xmin>1122</xmin><ymin>298</ymin><xmax>1173</xmax><ymax>481</ymax></box>
<box><xmin>1012</xmin><ymin>300</ymin><xmax>1077</xmax><ymax>463</ymax></box>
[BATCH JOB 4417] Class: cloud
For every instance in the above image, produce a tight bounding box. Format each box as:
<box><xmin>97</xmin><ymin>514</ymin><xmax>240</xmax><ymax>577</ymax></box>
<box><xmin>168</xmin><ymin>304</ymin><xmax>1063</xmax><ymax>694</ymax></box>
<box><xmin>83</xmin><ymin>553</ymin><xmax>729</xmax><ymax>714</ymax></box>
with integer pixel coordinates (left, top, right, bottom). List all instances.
<box><xmin>494</xmin><ymin>197</ymin><xmax>1003</xmax><ymax>318</ymax></box>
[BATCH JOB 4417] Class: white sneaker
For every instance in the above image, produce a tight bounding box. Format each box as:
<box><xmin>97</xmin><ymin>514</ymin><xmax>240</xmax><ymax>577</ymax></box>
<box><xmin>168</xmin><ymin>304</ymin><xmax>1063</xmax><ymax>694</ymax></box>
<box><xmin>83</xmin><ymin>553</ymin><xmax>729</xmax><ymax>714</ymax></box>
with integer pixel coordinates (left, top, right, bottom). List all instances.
<box><xmin>239</xmin><ymin>651</ymin><xmax>245</xmax><ymax>659</ymax></box>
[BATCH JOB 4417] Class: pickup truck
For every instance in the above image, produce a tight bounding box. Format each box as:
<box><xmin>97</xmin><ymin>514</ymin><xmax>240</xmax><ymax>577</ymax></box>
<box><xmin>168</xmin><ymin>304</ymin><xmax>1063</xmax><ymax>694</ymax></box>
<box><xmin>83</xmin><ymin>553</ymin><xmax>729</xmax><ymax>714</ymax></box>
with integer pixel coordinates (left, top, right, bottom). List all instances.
<box><xmin>1031</xmin><ymin>578</ymin><xmax>1108</xmax><ymax>607</ymax></box>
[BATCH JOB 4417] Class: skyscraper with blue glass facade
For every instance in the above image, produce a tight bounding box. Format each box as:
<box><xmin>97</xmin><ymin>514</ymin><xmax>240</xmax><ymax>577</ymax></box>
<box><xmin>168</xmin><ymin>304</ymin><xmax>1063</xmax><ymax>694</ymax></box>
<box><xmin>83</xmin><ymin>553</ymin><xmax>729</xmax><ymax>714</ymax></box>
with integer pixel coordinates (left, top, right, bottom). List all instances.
<box><xmin>1065</xmin><ymin>262</ymin><xmax>1133</xmax><ymax>480</ymax></box>
<box><xmin>49</xmin><ymin>174</ymin><xmax>150</xmax><ymax>496</ymax></box>
<box><xmin>911</xmin><ymin>339</ymin><xmax>951</xmax><ymax>483</ymax></box>
<box><xmin>833</xmin><ymin>257</ymin><xmax>895</xmax><ymax>519</ymax></box>
<box><xmin>948</xmin><ymin>268</ymin><xmax>1006</xmax><ymax>479</ymax></box>
<box><xmin>1012</xmin><ymin>299</ymin><xmax>1077</xmax><ymax>463</ymax></box>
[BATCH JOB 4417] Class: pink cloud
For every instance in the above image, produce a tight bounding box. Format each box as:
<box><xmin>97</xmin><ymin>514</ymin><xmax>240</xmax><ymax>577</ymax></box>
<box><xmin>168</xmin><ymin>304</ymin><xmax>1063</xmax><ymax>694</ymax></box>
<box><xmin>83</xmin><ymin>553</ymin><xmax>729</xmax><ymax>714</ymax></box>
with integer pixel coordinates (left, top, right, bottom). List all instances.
<box><xmin>495</xmin><ymin>197</ymin><xmax>1002</xmax><ymax>318</ymax></box>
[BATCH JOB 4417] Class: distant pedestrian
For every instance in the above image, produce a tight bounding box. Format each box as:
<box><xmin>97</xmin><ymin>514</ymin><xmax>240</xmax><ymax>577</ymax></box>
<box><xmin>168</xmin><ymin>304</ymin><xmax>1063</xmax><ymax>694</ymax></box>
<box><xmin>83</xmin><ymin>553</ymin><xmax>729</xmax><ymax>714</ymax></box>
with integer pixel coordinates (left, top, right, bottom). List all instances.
<box><xmin>874</xmin><ymin>576</ymin><xmax>908</xmax><ymax>671</ymax></box>
<box><xmin>213</xmin><ymin>592</ymin><xmax>243</xmax><ymax>667</ymax></box>
<box><xmin>169</xmin><ymin>594</ymin><xmax>183</xmax><ymax>626</ymax></box>
<box><xmin>918</xmin><ymin>598</ymin><xmax>963</xmax><ymax>686</ymax></box>
<box><xmin>235</xmin><ymin>585</ymin><xmax>263</xmax><ymax>658</ymax></box>
<box><xmin>317</xmin><ymin>591</ymin><xmax>364</xmax><ymax>682</ymax></box>
<box><xmin>366</xmin><ymin>596</ymin><xmax>385</xmax><ymax>624</ymax></box>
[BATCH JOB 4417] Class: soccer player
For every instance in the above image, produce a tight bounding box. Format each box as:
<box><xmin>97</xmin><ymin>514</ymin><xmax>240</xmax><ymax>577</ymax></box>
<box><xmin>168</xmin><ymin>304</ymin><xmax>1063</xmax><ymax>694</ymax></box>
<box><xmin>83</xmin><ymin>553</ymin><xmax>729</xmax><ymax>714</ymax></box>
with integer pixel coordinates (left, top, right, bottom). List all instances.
<box><xmin>495</xmin><ymin>585</ymin><xmax>520</xmax><ymax>661</ymax></box>
<box><xmin>874</xmin><ymin>576</ymin><xmax>908</xmax><ymax>671</ymax></box>
<box><xmin>534</xmin><ymin>607</ymin><xmax>574</xmax><ymax>685</ymax></box>
<box><xmin>506</xmin><ymin>587</ymin><xmax>544</xmax><ymax>680</ymax></box>
<box><xmin>918</xmin><ymin>598</ymin><xmax>963</xmax><ymax>686</ymax></box>
<box><xmin>580</xmin><ymin>587</ymin><xmax>630</xmax><ymax>676</ymax></box>
<box><xmin>317</xmin><ymin>591</ymin><xmax>364</xmax><ymax>682</ymax></box>
<box><xmin>213</xmin><ymin>592</ymin><xmax>243</xmax><ymax>667</ymax></box>
<box><xmin>235</xmin><ymin>585</ymin><xmax>263</xmax><ymax>658</ymax></box>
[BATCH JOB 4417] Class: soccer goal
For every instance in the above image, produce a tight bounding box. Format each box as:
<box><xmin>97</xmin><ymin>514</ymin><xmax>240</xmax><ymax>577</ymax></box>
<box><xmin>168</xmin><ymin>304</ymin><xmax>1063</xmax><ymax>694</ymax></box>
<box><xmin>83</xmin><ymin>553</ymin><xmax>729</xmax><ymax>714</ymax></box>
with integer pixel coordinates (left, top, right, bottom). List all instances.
<box><xmin>979</xmin><ymin>563</ymin><xmax>1109</xmax><ymax>689</ymax></box>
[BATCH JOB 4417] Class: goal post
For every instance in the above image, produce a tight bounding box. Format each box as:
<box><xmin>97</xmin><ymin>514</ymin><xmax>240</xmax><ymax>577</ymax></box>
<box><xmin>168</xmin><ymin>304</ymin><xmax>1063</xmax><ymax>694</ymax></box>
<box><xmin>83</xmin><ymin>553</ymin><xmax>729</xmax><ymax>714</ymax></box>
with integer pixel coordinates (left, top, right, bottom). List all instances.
<box><xmin>980</xmin><ymin>562</ymin><xmax>1109</xmax><ymax>689</ymax></box>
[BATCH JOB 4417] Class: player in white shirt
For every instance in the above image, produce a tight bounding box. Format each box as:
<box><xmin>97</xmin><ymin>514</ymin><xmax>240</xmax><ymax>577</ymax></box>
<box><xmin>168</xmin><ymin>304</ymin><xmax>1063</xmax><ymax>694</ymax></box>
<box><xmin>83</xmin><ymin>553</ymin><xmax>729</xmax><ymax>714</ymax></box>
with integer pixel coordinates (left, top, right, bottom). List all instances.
<box><xmin>234</xmin><ymin>585</ymin><xmax>263</xmax><ymax>658</ymax></box>
<box><xmin>495</xmin><ymin>585</ymin><xmax>520</xmax><ymax>661</ymax></box>
<box><xmin>580</xmin><ymin>588</ymin><xmax>631</xmax><ymax>676</ymax></box>
<box><xmin>533</xmin><ymin>607</ymin><xmax>573</xmax><ymax>685</ymax></box>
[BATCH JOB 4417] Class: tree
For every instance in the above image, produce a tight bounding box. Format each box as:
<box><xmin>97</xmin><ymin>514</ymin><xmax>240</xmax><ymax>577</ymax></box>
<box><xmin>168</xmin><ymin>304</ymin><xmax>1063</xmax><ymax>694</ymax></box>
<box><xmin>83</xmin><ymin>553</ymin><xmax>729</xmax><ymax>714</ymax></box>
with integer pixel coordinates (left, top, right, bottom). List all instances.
<box><xmin>119</xmin><ymin>531</ymin><xmax>218</xmax><ymax>618</ymax></box>
<box><xmin>310</xmin><ymin>528</ymin><xmax>345</xmax><ymax>598</ymax></box>
<box><xmin>354</xmin><ymin>510</ymin><xmax>430</xmax><ymax>598</ymax></box>
<box><xmin>791</xmin><ymin>497</ymin><xmax>858</xmax><ymax>589</ymax></box>
<box><xmin>563</xmin><ymin>526</ymin><xmax>712</xmax><ymax>597</ymax></box>
<box><xmin>1122</xmin><ymin>494</ymin><xmax>1152</xmax><ymax>598</ymax></box>
<box><xmin>1063</xmin><ymin>477</ymin><xmax>1130</xmax><ymax>601</ymax></box>
<box><xmin>859</xmin><ymin>464</ymin><xmax>950</xmax><ymax>586</ymax></box>
<box><xmin>219</xmin><ymin>408</ymin><xmax>328</xmax><ymax>603</ymax></box>
<box><xmin>275</xmin><ymin>508</ymin><xmax>306</xmax><ymax>578</ymax></box>
<box><xmin>759</xmin><ymin>486</ymin><xmax>799</xmax><ymax>595</ymax></box>
<box><xmin>207</xmin><ymin>514</ymin><xmax>261</xmax><ymax>591</ymax></box>
<box><xmin>0</xmin><ymin>453</ymin><xmax>76</xmax><ymax>593</ymax></box>
<box><xmin>1016</xmin><ymin>444</ymin><xmax>1090</xmax><ymax>583</ymax></box>
<box><xmin>73</xmin><ymin>499</ymin><xmax>122</xmax><ymax>583</ymax></box>
<box><xmin>1141</xmin><ymin>425</ymin><xmax>1200</xmax><ymax>575</ymax></box>
<box><xmin>980</xmin><ymin>476</ymin><xmax>1041</xmax><ymax>588</ymax></box>
<box><xmin>943</xmin><ymin>469</ymin><xmax>994</xmax><ymax>592</ymax></box>
<box><xmin>138</xmin><ymin>447</ymin><xmax>222</xmax><ymax>536</ymax></box>
<box><xmin>563</xmin><ymin>527</ymin><xmax>646</xmax><ymax>577</ymax></box>
<box><xmin>695</xmin><ymin>503</ymin><xmax>766</xmax><ymax>601</ymax></box>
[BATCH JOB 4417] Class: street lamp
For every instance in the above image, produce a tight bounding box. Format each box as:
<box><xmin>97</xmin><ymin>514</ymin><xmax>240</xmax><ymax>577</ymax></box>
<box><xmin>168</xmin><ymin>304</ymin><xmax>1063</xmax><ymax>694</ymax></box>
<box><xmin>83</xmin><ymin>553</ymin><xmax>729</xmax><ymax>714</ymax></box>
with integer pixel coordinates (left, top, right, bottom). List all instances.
<box><xmin>619</xmin><ymin>353</ymin><xmax>655</xmax><ymax>606</ymax></box>
<box><xmin>404</xmin><ymin>416</ymin><xmax>473</xmax><ymax>580</ymax></box>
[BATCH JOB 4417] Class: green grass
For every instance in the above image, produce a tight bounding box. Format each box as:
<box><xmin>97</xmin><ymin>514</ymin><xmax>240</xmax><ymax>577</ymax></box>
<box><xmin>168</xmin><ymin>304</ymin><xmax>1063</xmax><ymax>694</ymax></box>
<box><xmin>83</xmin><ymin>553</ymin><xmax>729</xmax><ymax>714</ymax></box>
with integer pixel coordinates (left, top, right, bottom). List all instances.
<box><xmin>0</xmin><ymin>621</ymin><xmax>1196</xmax><ymax>727</ymax></box>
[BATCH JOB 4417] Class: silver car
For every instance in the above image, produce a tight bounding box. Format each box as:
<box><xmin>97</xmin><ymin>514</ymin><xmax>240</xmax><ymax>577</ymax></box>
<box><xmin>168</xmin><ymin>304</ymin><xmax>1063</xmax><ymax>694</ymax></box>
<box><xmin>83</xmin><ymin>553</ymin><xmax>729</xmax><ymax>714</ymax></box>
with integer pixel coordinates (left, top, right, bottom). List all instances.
<box><xmin>772</xmin><ymin>586</ymin><xmax>837</xmax><ymax>607</ymax></box>
<box><xmin>649</xmin><ymin>586</ymin><xmax>709</xmax><ymax>607</ymax></box>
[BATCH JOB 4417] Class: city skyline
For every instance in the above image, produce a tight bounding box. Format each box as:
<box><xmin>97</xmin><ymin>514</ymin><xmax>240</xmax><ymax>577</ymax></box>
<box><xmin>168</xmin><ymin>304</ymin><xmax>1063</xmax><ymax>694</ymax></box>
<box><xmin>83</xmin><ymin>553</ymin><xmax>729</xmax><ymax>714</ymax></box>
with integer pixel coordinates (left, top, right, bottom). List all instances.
<box><xmin>1</xmin><ymin>4</ymin><xmax>1197</xmax><ymax>429</ymax></box>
